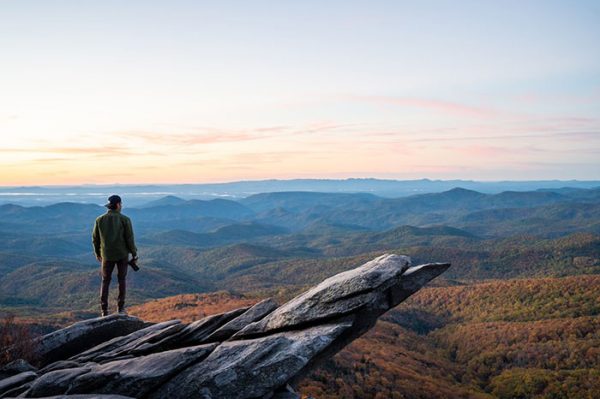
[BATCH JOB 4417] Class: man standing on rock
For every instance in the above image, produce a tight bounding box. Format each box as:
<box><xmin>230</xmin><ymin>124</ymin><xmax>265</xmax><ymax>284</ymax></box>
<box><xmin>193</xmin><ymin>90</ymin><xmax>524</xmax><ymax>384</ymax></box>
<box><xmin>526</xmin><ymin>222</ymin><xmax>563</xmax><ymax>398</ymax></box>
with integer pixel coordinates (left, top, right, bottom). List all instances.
<box><xmin>92</xmin><ymin>195</ymin><xmax>138</xmax><ymax>317</ymax></box>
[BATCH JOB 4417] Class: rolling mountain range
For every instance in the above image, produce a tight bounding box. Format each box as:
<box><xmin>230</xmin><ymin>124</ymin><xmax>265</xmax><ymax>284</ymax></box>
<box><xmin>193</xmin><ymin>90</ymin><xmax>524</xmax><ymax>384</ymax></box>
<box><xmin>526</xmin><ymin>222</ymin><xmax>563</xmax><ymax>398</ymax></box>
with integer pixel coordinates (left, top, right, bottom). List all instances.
<box><xmin>1</xmin><ymin>185</ymin><xmax>599</xmax><ymax>398</ymax></box>
<box><xmin>3</xmin><ymin>179</ymin><xmax>599</xmax><ymax>206</ymax></box>
<box><xmin>0</xmin><ymin>186</ymin><xmax>598</xmax><ymax>312</ymax></box>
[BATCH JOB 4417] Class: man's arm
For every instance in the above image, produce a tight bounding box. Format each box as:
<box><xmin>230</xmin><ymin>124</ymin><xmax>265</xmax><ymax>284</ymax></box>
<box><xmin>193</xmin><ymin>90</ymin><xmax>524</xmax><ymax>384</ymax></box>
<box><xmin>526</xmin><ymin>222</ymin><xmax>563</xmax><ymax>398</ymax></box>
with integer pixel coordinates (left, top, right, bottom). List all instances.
<box><xmin>92</xmin><ymin>219</ymin><xmax>101</xmax><ymax>261</ymax></box>
<box><xmin>124</xmin><ymin>217</ymin><xmax>137</xmax><ymax>258</ymax></box>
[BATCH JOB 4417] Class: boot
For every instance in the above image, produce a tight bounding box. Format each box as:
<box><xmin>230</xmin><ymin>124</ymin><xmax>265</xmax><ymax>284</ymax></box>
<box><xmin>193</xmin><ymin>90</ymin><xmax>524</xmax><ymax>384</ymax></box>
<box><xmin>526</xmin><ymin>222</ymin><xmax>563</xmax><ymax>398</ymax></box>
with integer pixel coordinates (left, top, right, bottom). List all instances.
<box><xmin>101</xmin><ymin>309</ymin><xmax>108</xmax><ymax>317</ymax></box>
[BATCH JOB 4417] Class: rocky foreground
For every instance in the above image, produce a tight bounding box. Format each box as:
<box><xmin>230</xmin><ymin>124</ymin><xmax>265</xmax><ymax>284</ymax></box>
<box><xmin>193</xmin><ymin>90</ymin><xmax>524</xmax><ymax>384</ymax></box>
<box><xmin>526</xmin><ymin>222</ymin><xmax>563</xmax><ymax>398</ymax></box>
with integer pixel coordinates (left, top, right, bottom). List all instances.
<box><xmin>0</xmin><ymin>254</ymin><xmax>449</xmax><ymax>399</ymax></box>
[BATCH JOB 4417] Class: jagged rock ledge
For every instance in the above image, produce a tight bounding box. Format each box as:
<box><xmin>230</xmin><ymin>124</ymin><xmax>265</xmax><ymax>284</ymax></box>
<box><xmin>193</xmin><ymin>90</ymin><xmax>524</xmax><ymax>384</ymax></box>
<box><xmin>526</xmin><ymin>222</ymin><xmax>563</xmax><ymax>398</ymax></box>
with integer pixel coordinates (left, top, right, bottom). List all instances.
<box><xmin>0</xmin><ymin>254</ymin><xmax>450</xmax><ymax>399</ymax></box>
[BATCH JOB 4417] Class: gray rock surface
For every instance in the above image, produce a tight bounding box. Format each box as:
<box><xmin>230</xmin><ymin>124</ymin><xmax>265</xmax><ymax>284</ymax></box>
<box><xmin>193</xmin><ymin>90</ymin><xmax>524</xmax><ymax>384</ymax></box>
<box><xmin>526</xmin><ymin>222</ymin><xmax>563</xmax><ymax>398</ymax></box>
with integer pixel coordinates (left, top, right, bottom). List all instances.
<box><xmin>25</xmin><ymin>367</ymin><xmax>94</xmax><ymax>398</ymax></box>
<box><xmin>32</xmin><ymin>315</ymin><xmax>148</xmax><ymax>367</ymax></box>
<box><xmin>0</xmin><ymin>371</ymin><xmax>37</xmax><ymax>396</ymax></box>
<box><xmin>69</xmin><ymin>320</ymin><xmax>180</xmax><ymax>363</ymax></box>
<box><xmin>234</xmin><ymin>254</ymin><xmax>411</xmax><ymax>338</ymax></box>
<box><xmin>24</xmin><ymin>345</ymin><xmax>216</xmax><ymax>398</ymax></box>
<box><xmin>0</xmin><ymin>360</ymin><xmax>37</xmax><ymax>380</ymax></box>
<box><xmin>0</xmin><ymin>254</ymin><xmax>449</xmax><ymax>399</ymax></box>
<box><xmin>148</xmin><ymin>322</ymin><xmax>352</xmax><ymax>399</ymax></box>
<box><xmin>6</xmin><ymin>396</ymin><xmax>134</xmax><ymax>399</ymax></box>
<box><xmin>202</xmin><ymin>298</ymin><xmax>278</xmax><ymax>343</ymax></box>
<box><xmin>177</xmin><ymin>306</ymin><xmax>249</xmax><ymax>345</ymax></box>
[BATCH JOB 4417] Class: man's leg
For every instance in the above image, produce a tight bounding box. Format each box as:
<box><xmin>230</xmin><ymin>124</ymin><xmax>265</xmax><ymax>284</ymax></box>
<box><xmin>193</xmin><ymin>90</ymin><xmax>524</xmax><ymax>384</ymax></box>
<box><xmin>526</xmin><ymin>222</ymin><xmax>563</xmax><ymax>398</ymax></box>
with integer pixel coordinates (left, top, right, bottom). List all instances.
<box><xmin>100</xmin><ymin>260</ymin><xmax>116</xmax><ymax>315</ymax></box>
<box><xmin>116</xmin><ymin>257</ymin><xmax>129</xmax><ymax>313</ymax></box>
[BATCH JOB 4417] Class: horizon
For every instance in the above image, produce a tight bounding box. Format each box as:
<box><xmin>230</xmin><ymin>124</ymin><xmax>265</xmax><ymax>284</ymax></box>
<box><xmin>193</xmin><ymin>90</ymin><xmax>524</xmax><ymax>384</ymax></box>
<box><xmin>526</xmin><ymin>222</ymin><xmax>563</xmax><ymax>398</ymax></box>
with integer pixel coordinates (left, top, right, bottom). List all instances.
<box><xmin>1</xmin><ymin>1</ymin><xmax>599</xmax><ymax>184</ymax></box>
<box><xmin>1</xmin><ymin>176</ymin><xmax>600</xmax><ymax>189</ymax></box>
<box><xmin>1</xmin><ymin>177</ymin><xmax>599</xmax><ymax>208</ymax></box>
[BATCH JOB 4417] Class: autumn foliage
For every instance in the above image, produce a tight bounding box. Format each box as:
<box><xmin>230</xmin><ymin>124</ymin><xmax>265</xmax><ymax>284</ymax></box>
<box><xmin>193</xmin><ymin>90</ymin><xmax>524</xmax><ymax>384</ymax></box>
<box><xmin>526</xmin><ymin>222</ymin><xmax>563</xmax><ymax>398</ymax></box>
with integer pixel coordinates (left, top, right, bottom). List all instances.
<box><xmin>298</xmin><ymin>275</ymin><xmax>600</xmax><ymax>398</ymax></box>
<box><xmin>128</xmin><ymin>291</ymin><xmax>260</xmax><ymax>323</ymax></box>
<box><xmin>0</xmin><ymin>314</ymin><xmax>38</xmax><ymax>367</ymax></box>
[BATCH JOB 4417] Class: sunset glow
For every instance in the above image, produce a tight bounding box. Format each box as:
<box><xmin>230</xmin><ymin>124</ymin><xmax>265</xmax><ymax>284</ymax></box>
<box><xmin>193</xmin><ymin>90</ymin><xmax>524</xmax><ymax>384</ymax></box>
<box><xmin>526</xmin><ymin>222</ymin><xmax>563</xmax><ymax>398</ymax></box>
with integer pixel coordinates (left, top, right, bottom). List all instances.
<box><xmin>1</xmin><ymin>1</ymin><xmax>599</xmax><ymax>185</ymax></box>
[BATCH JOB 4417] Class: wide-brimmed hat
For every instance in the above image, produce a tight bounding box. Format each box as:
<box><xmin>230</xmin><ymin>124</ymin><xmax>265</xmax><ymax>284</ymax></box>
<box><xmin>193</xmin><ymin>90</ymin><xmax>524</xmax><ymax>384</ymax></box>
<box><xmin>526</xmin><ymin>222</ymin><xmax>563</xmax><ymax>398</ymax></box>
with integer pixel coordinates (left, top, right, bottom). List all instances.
<box><xmin>104</xmin><ymin>194</ymin><xmax>122</xmax><ymax>208</ymax></box>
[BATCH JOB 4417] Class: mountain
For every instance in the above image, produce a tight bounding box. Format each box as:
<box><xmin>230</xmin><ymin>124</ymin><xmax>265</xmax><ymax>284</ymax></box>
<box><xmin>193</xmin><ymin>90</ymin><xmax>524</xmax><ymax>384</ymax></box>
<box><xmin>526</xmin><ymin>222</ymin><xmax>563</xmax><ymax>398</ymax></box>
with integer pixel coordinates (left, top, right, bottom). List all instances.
<box><xmin>129</xmin><ymin>198</ymin><xmax>254</xmax><ymax>221</ymax></box>
<box><xmin>240</xmin><ymin>191</ymin><xmax>380</xmax><ymax>213</ymax></box>
<box><xmin>140</xmin><ymin>195</ymin><xmax>187</xmax><ymax>207</ymax></box>
<box><xmin>0</xmin><ymin>231</ymin><xmax>89</xmax><ymax>257</ymax></box>
<box><xmin>0</xmin><ymin>259</ymin><xmax>211</xmax><ymax>312</ymax></box>
<box><xmin>241</xmin><ymin>188</ymin><xmax>599</xmax><ymax>232</ymax></box>
<box><xmin>0</xmin><ymin>203</ymin><xmax>102</xmax><ymax>233</ymax></box>
<box><xmin>1</xmin><ymin>185</ymin><xmax>599</xmax><ymax>398</ymax></box>
<box><xmin>2</xmin><ymin>187</ymin><xmax>599</xmax><ymax>238</ymax></box>
<box><xmin>142</xmin><ymin>222</ymin><xmax>288</xmax><ymax>248</ymax></box>
<box><xmin>455</xmin><ymin>201</ymin><xmax>600</xmax><ymax>237</ymax></box>
<box><xmin>1</xmin><ymin>229</ymin><xmax>596</xmax><ymax>314</ymax></box>
<box><xmin>3</xmin><ymin>180</ymin><xmax>599</xmax><ymax>206</ymax></box>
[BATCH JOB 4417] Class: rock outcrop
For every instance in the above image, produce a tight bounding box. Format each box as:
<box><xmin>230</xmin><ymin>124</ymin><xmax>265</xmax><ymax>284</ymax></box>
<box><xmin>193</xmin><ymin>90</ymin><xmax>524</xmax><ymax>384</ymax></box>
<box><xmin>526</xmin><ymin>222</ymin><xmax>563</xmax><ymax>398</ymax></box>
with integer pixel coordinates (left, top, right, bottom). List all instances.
<box><xmin>0</xmin><ymin>254</ymin><xmax>449</xmax><ymax>399</ymax></box>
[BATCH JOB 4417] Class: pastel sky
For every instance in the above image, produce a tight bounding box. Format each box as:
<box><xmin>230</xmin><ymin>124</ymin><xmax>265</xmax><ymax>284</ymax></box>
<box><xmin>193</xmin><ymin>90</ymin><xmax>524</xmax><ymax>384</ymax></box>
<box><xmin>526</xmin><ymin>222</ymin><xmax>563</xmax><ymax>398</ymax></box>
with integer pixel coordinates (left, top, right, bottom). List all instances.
<box><xmin>1</xmin><ymin>0</ymin><xmax>599</xmax><ymax>185</ymax></box>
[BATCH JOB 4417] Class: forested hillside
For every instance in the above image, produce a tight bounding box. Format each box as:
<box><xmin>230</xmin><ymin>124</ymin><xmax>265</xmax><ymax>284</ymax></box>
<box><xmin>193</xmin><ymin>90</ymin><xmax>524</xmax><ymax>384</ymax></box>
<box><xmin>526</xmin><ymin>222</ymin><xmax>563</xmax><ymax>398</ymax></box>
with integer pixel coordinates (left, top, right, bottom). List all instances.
<box><xmin>303</xmin><ymin>275</ymin><xmax>600</xmax><ymax>398</ymax></box>
<box><xmin>1</xmin><ymin>186</ymin><xmax>598</xmax><ymax>398</ymax></box>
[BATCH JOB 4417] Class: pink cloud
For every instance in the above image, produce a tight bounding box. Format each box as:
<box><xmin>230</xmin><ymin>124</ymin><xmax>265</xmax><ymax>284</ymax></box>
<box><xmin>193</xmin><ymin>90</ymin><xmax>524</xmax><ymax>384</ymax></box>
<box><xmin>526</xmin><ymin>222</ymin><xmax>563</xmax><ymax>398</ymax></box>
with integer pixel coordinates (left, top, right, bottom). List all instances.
<box><xmin>349</xmin><ymin>95</ymin><xmax>500</xmax><ymax>118</ymax></box>
<box><xmin>449</xmin><ymin>145</ymin><xmax>518</xmax><ymax>157</ymax></box>
<box><xmin>0</xmin><ymin>146</ymin><xmax>137</xmax><ymax>156</ymax></box>
<box><xmin>118</xmin><ymin>130</ymin><xmax>265</xmax><ymax>145</ymax></box>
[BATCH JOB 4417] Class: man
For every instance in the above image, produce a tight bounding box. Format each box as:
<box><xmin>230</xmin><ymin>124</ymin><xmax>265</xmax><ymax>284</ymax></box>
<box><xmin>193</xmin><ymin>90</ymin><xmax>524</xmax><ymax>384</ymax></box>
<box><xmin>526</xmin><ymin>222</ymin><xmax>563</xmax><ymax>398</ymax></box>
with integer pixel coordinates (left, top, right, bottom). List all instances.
<box><xmin>92</xmin><ymin>195</ymin><xmax>138</xmax><ymax>317</ymax></box>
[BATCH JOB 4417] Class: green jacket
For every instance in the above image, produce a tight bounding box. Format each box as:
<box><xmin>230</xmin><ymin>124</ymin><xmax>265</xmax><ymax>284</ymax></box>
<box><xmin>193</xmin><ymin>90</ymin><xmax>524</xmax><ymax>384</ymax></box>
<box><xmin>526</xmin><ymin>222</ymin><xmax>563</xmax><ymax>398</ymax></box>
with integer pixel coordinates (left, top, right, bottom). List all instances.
<box><xmin>92</xmin><ymin>209</ymin><xmax>137</xmax><ymax>261</ymax></box>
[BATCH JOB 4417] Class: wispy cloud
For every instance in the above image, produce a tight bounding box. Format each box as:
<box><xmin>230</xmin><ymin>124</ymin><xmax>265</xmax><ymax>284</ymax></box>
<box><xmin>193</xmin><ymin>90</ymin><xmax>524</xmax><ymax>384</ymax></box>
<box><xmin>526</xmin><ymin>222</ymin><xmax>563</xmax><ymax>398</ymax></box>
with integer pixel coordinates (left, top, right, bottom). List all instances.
<box><xmin>111</xmin><ymin>122</ymin><xmax>357</xmax><ymax>150</ymax></box>
<box><xmin>407</xmin><ymin>130</ymin><xmax>600</xmax><ymax>143</ymax></box>
<box><xmin>118</xmin><ymin>130</ymin><xmax>266</xmax><ymax>145</ymax></box>
<box><xmin>348</xmin><ymin>95</ymin><xmax>501</xmax><ymax>119</ymax></box>
<box><xmin>0</xmin><ymin>146</ymin><xmax>138</xmax><ymax>156</ymax></box>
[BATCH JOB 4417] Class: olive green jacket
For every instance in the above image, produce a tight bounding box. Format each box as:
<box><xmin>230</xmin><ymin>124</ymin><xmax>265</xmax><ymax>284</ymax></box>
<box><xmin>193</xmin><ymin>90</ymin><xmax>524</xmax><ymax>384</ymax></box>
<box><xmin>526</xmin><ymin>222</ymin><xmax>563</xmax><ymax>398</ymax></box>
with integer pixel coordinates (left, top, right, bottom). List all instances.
<box><xmin>92</xmin><ymin>209</ymin><xmax>137</xmax><ymax>261</ymax></box>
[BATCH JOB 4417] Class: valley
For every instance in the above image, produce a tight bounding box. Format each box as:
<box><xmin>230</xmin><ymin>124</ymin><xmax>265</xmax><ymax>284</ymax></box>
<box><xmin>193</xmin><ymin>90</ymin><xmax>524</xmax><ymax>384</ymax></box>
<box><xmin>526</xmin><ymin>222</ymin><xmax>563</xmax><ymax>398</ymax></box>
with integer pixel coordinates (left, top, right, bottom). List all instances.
<box><xmin>1</xmin><ymin>185</ymin><xmax>598</xmax><ymax>398</ymax></box>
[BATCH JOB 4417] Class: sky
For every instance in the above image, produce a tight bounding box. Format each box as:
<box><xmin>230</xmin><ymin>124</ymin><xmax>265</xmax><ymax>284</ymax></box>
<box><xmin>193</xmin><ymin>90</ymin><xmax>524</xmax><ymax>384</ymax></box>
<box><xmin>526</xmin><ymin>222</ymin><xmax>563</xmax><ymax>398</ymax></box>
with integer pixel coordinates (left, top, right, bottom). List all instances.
<box><xmin>1</xmin><ymin>0</ymin><xmax>599</xmax><ymax>185</ymax></box>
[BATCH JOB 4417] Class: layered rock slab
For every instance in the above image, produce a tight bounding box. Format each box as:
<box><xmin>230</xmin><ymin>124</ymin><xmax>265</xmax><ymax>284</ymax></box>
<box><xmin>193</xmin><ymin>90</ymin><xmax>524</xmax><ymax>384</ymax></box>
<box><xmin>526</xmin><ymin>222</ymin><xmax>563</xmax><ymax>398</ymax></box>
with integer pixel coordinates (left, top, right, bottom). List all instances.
<box><xmin>31</xmin><ymin>315</ymin><xmax>148</xmax><ymax>367</ymax></box>
<box><xmin>233</xmin><ymin>254</ymin><xmax>412</xmax><ymax>338</ymax></box>
<box><xmin>24</xmin><ymin>345</ymin><xmax>216</xmax><ymax>398</ymax></box>
<box><xmin>148</xmin><ymin>322</ymin><xmax>352</xmax><ymax>399</ymax></box>
<box><xmin>0</xmin><ymin>372</ymin><xmax>37</xmax><ymax>397</ymax></box>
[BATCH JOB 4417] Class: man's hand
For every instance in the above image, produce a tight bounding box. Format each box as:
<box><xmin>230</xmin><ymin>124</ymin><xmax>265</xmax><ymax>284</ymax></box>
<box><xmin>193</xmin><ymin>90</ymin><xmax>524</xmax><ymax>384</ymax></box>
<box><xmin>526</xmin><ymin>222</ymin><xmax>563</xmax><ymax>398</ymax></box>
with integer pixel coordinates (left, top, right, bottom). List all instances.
<box><xmin>96</xmin><ymin>255</ymin><xmax>102</xmax><ymax>262</ymax></box>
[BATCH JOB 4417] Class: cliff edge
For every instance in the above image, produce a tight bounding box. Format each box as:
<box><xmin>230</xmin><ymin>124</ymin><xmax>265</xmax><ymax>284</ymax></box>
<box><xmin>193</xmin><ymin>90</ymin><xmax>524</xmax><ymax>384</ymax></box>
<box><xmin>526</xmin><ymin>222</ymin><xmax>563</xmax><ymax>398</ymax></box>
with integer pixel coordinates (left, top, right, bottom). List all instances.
<box><xmin>0</xmin><ymin>254</ymin><xmax>450</xmax><ymax>399</ymax></box>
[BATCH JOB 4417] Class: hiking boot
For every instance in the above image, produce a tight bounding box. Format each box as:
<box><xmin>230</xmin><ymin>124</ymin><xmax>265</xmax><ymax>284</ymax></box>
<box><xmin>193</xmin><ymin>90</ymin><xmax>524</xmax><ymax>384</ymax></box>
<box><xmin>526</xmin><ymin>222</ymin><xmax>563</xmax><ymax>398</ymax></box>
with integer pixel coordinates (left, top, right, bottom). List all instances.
<box><xmin>101</xmin><ymin>309</ymin><xmax>109</xmax><ymax>317</ymax></box>
<box><xmin>117</xmin><ymin>308</ymin><xmax>127</xmax><ymax>315</ymax></box>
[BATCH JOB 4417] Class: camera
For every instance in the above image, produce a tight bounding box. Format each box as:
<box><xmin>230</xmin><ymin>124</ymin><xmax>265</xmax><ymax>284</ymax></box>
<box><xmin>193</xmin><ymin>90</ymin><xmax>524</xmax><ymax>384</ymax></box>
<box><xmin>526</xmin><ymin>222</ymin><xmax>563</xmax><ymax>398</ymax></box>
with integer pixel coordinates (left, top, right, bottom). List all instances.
<box><xmin>128</xmin><ymin>256</ymin><xmax>140</xmax><ymax>272</ymax></box>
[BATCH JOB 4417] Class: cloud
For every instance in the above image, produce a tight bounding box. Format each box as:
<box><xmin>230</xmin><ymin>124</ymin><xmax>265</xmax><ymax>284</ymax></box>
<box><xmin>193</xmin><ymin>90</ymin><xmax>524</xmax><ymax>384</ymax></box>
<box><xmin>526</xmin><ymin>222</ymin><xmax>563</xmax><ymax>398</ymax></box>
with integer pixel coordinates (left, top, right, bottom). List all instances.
<box><xmin>348</xmin><ymin>95</ymin><xmax>501</xmax><ymax>118</ymax></box>
<box><xmin>28</xmin><ymin>157</ymin><xmax>72</xmax><ymax>163</ymax></box>
<box><xmin>447</xmin><ymin>145</ymin><xmax>518</xmax><ymax>157</ymax></box>
<box><xmin>0</xmin><ymin>146</ymin><xmax>138</xmax><ymax>156</ymax></box>
<box><xmin>117</xmin><ymin>130</ymin><xmax>272</xmax><ymax>146</ymax></box>
<box><xmin>408</xmin><ymin>130</ymin><xmax>600</xmax><ymax>143</ymax></box>
<box><xmin>117</xmin><ymin>122</ymin><xmax>356</xmax><ymax>146</ymax></box>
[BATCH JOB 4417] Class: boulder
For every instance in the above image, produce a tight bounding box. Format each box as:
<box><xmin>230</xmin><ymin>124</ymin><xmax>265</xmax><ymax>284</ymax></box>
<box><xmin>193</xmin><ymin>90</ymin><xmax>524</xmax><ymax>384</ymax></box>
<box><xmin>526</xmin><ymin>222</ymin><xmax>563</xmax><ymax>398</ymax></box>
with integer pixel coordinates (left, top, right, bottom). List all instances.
<box><xmin>33</xmin><ymin>315</ymin><xmax>148</xmax><ymax>367</ymax></box>
<box><xmin>23</xmin><ymin>367</ymin><xmax>94</xmax><ymax>398</ymax></box>
<box><xmin>0</xmin><ymin>359</ymin><xmax>37</xmax><ymax>380</ymax></box>
<box><xmin>70</xmin><ymin>320</ymin><xmax>181</xmax><ymax>363</ymax></box>
<box><xmin>24</xmin><ymin>345</ymin><xmax>216</xmax><ymax>398</ymax></box>
<box><xmin>147</xmin><ymin>322</ymin><xmax>352</xmax><ymax>399</ymax></box>
<box><xmin>233</xmin><ymin>254</ymin><xmax>411</xmax><ymax>338</ymax></box>
<box><xmin>0</xmin><ymin>371</ymin><xmax>37</xmax><ymax>396</ymax></box>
